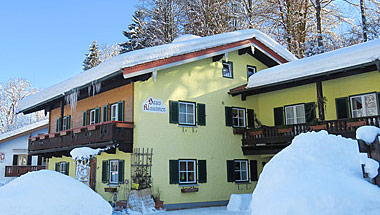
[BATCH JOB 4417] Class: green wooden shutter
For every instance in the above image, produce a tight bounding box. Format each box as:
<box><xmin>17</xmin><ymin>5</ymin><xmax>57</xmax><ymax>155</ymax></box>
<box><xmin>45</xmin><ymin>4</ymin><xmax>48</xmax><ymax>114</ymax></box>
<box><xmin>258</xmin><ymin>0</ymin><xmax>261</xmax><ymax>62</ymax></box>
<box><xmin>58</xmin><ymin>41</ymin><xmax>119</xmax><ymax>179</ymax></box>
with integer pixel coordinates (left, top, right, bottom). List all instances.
<box><xmin>169</xmin><ymin>101</ymin><xmax>179</xmax><ymax>124</ymax></box>
<box><xmin>56</xmin><ymin>118</ymin><xmax>60</xmax><ymax>132</ymax></box>
<box><xmin>27</xmin><ymin>155</ymin><xmax>32</xmax><ymax>165</ymax></box>
<box><xmin>247</xmin><ymin>109</ymin><xmax>255</xmax><ymax>128</ymax></box>
<box><xmin>274</xmin><ymin>107</ymin><xmax>284</xmax><ymax>126</ymax></box>
<box><xmin>83</xmin><ymin>111</ymin><xmax>87</xmax><ymax>126</ymax></box>
<box><xmin>226</xmin><ymin>160</ymin><xmax>235</xmax><ymax>182</ymax></box>
<box><xmin>197</xmin><ymin>103</ymin><xmax>206</xmax><ymax>126</ymax></box>
<box><xmin>55</xmin><ymin>162</ymin><xmax>59</xmax><ymax>172</ymax></box>
<box><xmin>169</xmin><ymin>160</ymin><xmax>179</xmax><ymax>184</ymax></box>
<box><xmin>305</xmin><ymin>102</ymin><xmax>316</xmax><ymax>123</ymax></box>
<box><xmin>225</xmin><ymin>107</ymin><xmax>233</xmax><ymax>126</ymax></box>
<box><xmin>336</xmin><ymin>97</ymin><xmax>349</xmax><ymax>119</ymax></box>
<box><xmin>13</xmin><ymin>155</ymin><xmax>18</xmax><ymax>166</ymax></box>
<box><xmin>198</xmin><ymin>160</ymin><xmax>207</xmax><ymax>183</ymax></box>
<box><xmin>102</xmin><ymin>160</ymin><xmax>109</xmax><ymax>183</ymax></box>
<box><xmin>103</xmin><ymin>105</ymin><xmax>108</xmax><ymax>122</ymax></box>
<box><xmin>65</xmin><ymin>162</ymin><xmax>69</xmax><ymax>175</ymax></box>
<box><xmin>118</xmin><ymin>160</ymin><xmax>125</xmax><ymax>184</ymax></box>
<box><xmin>250</xmin><ymin>160</ymin><xmax>258</xmax><ymax>181</ymax></box>
<box><xmin>67</xmin><ymin>115</ymin><xmax>71</xmax><ymax>129</ymax></box>
<box><xmin>118</xmin><ymin>101</ymin><xmax>125</xmax><ymax>121</ymax></box>
<box><xmin>95</xmin><ymin>108</ymin><xmax>101</xmax><ymax>123</ymax></box>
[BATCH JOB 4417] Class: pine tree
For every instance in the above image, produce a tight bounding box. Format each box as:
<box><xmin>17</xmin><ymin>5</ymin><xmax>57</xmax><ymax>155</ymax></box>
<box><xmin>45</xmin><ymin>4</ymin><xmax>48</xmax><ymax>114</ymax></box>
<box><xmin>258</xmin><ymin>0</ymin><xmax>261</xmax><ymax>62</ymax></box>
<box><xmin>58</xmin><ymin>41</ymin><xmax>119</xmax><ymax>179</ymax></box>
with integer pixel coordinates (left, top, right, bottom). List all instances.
<box><xmin>83</xmin><ymin>41</ymin><xmax>101</xmax><ymax>71</ymax></box>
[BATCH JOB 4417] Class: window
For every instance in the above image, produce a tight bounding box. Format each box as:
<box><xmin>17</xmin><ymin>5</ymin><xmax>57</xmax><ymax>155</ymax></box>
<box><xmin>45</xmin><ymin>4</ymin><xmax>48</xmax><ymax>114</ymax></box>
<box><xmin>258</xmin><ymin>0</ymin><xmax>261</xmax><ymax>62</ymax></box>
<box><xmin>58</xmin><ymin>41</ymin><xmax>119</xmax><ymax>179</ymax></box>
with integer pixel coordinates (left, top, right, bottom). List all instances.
<box><xmin>350</xmin><ymin>93</ymin><xmax>378</xmax><ymax>118</ymax></box>
<box><xmin>232</xmin><ymin>108</ymin><xmax>246</xmax><ymax>127</ymax></box>
<box><xmin>179</xmin><ymin>102</ymin><xmax>195</xmax><ymax>125</ymax></box>
<box><xmin>55</xmin><ymin>162</ymin><xmax>69</xmax><ymax>175</ymax></box>
<box><xmin>109</xmin><ymin>160</ymin><xmax>119</xmax><ymax>184</ymax></box>
<box><xmin>63</xmin><ymin>115</ymin><xmax>70</xmax><ymax>130</ymax></box>
<box><xmin>247</xmin><ymin>65</ymin><xmax>256</xmax><ymax>80</ymax></box>
<box><xmin>110</xmin><ymin>103</ymin><xmax>119</xmax><ymax>121</ymax></box>
<box><xmin>234</xmin><ymin>160</ymin><xmax>249</xmax><ymax>182</ymax></box>
<box><xmin>179</xmin><ymin>160</ymin><xmax>196</xmax><ymax>184</ymax></box>
<box><xmin>89</xmin><ymin>109</ymin><xmax>96</xmax><ymax>125</ymax></box>
<box><xmin>222</xmin><ymin>61</ymin><xmax>233</xmax><ymax>78</ymax></box>
<box><xmin>285</xmin><ymin>104</ymin><xmax>306</xmax><ymax>125</ymax></box>
<box><xmin>18</xmin><ymin>154</ymin><xmax>27</xmax><ymax>166</ymax></box>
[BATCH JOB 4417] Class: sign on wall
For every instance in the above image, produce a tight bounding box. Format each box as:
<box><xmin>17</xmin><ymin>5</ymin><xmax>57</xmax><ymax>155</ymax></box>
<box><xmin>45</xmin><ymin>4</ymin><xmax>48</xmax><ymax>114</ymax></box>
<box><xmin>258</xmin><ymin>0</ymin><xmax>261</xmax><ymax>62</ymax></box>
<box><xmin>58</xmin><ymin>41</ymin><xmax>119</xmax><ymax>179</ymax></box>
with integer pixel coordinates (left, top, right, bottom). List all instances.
<box><xmin>142</xmin><ymin>97</ymin><xmax>167</xmax><ymax>113</ymax></box>
<box><xmin>0</xmin><ymin>153</ymin><xmax>5</xmax><ymax>163</ymax></box>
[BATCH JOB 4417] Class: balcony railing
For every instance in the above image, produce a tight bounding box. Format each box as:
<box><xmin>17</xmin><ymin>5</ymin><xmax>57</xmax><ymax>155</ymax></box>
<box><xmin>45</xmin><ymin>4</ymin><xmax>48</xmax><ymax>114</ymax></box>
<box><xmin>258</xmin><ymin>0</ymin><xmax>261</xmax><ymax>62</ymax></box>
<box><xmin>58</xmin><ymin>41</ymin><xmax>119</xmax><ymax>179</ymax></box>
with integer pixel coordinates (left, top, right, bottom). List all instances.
<box><xmin>242</xmin><ymin>115</ymin><xmax>380</xmax><ymax>155</ymax></box>
<box><xmin>29</xmin><ymin>121</ymin><xmax>134</xmax><ymax>155</ymax></box>
<box><xmin>5</xmin><ymin>165</ymin><xmax>45</xmax><ymax>177</ymax></box>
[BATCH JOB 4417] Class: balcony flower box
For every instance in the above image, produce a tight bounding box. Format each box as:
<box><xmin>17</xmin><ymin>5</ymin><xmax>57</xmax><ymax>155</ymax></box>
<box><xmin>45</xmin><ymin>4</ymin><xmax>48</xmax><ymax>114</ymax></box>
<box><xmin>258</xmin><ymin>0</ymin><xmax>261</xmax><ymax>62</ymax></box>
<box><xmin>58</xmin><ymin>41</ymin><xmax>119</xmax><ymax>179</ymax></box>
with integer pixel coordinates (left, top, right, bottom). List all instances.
<box><xmin>181</xmin><ymin>187</ymin><xmax>198</xmax><ymax>193</ymax></box>
<box><xmin>309</xmin><ymin>124</ymin><xmax>327</xmax><ymax>131</ymax></box>
<box><xmin>277</xmin><ymin>127</ymin><xmax>292</xmax><ymax>134</ymax></box>
<box><xmin>104</xmin><ymin>187</ymin><xmax>117</xmax><ymax>193</ymax></box>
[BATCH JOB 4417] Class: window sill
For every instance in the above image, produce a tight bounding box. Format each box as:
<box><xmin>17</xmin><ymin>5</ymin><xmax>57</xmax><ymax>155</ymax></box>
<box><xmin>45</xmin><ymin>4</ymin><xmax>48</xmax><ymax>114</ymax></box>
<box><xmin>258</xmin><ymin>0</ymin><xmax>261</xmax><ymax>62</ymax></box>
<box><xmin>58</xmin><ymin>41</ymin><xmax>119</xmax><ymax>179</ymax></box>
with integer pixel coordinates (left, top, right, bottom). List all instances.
<box><xmin>178</xmin><ymin>125</ymin><xmax>198</xmax><ymax>128</ymax></box>
<box><xmin>235</xmin><ymin>181</ymin><xmax>251</xmax><ymax>185</ymax></box>
<box><xmin>178</xmin><ymin>184</ymin><xmax>199</xmax><ymax>187</ymax></box>
<box><xmin>106</xmin><ymin>183</ymin><xmax>120</xmax><ymax>187</ymax></box>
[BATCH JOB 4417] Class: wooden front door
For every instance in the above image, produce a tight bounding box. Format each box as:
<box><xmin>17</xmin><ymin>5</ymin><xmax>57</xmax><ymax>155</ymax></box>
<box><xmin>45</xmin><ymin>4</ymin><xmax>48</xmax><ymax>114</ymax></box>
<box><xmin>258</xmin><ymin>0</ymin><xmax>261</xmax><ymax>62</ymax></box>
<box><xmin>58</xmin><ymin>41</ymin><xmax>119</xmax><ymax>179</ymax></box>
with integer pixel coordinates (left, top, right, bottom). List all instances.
<box><xmin>89</xmin><ymin>157</ymin><xmax>97</xmax><ymax>191</ymax></box>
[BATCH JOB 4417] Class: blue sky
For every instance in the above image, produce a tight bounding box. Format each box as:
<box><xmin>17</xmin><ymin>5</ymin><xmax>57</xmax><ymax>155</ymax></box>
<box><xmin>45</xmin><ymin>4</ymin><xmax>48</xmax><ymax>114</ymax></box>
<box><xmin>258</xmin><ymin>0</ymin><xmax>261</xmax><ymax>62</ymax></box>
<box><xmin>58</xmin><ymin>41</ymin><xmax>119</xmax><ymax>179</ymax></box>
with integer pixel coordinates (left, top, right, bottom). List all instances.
<box><xmin>0</xmin><ymin>0</ymin><xmax>139</xmax><ymax>89</ymax></box>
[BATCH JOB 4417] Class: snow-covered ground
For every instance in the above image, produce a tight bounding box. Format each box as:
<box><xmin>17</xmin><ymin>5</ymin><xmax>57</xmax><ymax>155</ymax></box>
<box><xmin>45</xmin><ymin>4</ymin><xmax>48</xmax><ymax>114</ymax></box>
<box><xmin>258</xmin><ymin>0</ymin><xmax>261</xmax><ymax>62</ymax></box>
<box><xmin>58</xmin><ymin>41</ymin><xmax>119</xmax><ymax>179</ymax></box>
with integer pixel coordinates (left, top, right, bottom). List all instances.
<box><xmin>0</xmin><ymin>170</ymin><xmax>112</xmax><ymax>215</ymax></box>
<box><xmin>250</xmin><ymin>130</ymin><xmax>380</xmax><ymax>215</ymax></box>
<box><xmin>113</xmin><ymin>206</ymin><xmax>249</xmax><ymax>215</ymax></box>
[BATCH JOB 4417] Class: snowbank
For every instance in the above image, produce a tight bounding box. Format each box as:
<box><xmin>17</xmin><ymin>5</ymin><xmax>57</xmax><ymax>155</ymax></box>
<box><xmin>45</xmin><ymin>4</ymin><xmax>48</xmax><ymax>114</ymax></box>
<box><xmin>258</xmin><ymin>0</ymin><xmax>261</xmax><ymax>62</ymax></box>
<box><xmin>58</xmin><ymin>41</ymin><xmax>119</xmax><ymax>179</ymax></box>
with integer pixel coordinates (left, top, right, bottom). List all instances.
<box><xmin>250</xmin><ymin>131</ymin><xmax>380</xmax><ymax>215</ymax></box>
<box><xmin>0</xmin><ymin>170</ymin><xmax>112</xmax><ymax>215</ymax></box>
<box><xmin>227</xmin><ymin>194</ymin><xmax>252</xmax><ymax>212</ymax></box>
<box><xmin>356</xmin><ymin>126</ymin><xmax>380</xmax><ymax>144</ymax></box>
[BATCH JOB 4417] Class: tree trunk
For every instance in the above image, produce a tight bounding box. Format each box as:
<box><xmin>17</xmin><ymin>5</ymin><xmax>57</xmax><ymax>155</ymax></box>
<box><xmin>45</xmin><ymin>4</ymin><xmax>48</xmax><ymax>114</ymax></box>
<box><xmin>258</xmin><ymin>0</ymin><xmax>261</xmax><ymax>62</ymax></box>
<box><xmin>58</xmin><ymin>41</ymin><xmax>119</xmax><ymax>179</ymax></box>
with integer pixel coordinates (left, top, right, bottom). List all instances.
<box><xmin>360</xmin><ymin>0</ymin><xmax>368</xmax><ymax>42</ymax></box>
<box><xmin>315</xmin><ymin>0</ymin><xmax>324</xmax><ymax>52</ymax></box>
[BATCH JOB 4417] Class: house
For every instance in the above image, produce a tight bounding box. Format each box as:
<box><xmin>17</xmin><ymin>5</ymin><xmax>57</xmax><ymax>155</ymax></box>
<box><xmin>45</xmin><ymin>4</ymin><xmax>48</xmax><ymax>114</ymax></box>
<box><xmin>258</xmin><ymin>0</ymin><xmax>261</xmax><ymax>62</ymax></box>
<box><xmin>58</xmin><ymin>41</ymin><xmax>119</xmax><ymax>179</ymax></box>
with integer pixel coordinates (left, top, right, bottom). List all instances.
<box><xmin>17</xmin><ymin>29</ymin><xmax>296</xmax><ymax>209</ymax></box>
<box><xmin>230</xmin><ymin>39</ymin><xmax>380</xmax><ymax>155</ymax></box>
<box><xmin>0</xmin><ymin>120</ymin><xmax>48</xmax><ymax>185</ymax></box>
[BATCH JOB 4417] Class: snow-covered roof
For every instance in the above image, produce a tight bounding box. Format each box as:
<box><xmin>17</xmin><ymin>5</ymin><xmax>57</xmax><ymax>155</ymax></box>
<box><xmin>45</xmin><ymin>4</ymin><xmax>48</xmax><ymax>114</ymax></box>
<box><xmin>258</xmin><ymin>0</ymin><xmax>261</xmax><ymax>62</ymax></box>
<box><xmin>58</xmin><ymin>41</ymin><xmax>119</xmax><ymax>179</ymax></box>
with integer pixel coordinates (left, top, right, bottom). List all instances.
<box><xmin>247</xmin><ymin>39</ymin><xmax>380</xmax><ymax>89</ymax></box>
<box><xmin>0</xmin><ymin>120</ymin><xmax>48</xmax><ymax>142</ymax></box>
<box><xmin>18</xmin><ymin>29</ymin><xmax>296</xmax><ymax>113</ymax></box>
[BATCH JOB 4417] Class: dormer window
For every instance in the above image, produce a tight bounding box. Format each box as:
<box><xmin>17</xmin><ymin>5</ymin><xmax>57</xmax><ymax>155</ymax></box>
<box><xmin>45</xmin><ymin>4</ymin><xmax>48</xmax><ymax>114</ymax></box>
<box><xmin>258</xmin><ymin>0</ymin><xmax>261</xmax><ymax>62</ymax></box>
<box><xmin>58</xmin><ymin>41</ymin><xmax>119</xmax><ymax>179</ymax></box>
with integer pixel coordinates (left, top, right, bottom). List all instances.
<box><xmin>247</xmin><ymin>65</ymin><xmax>256</xmax><ymax>80</ymax></box>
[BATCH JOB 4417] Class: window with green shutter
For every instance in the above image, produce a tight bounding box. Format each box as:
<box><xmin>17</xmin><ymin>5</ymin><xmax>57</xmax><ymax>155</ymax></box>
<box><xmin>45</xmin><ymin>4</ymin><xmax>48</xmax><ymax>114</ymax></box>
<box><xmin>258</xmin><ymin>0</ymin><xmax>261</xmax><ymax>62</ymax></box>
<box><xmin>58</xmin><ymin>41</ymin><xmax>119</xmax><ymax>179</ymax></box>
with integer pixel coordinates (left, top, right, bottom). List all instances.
<box><xmin>118</xmin><ymin>101</ymin><xmax>125</xmax><ymax>121</ymax></box>
<box><xmin>305</xmin><ymin>102</ymin><xmax>316</xmax><ymax>123</ymax></box>
<box><xmin>336</xmin><ymin>97</ymin><xmax>349</xmax><ymax>119</ymax></box>
<box><xmin>247</xmin><ymin>109</ymin><xmax>255</xmax><ymax>128</ymax></box>
<box><xmin>225</xmin><ymin>107</ymin><xmax>233</xmax><ymax>126</ymax></box>
<box><xmin>169</xmin><ymin>101</ymin><xmax>179</xmax><ymax>124</ymax></box>
<box><xmin>102</xmin><ymin>160</ymin><xmax>109</xmax><ymax>183</ymax></box>
<box><xmin>118</xmin><ymin>160</ymin><xmax>125</xmax><ymax>184</ymax></box>
<box><xmin>197</xmin><ymin>103</ymin><xmax>206</xmax><ymax>126</ymax></box>
<box><xmin>103</xmin><ymin>105</ymin><xmax>108</xmax><ymax>122</ymax></box>
<box><xmin>169</xmin><ymin>160</ymin><xmax>179</xmax><ymax>184</ymax></box>
<box><xmin>226</xmin><ymin>160</ymin><xmax>235</xmax><ymax>182</ymax></box>
<box><xmin>95</xmin><ymin>108</ymin><xmax>100</xmax><ymax>123</ymax></box>
<box><xmin>198</xmin><ymin>160</ymin><xmax>207</xmax><ymax>183</ymax></box>
<box><xmin>250</xmin><ymin>160</ymin><xmax>258</xmax><ymax>181</ymax></box>
<box><xmin>83</xmin><ymin>111</ymin><xmax>88</xmax><ymax>126</ymax></box>
<box><xmin>274</xmin><ymin>107</ymin><xmax>284</xmax><ymax>126</ymax></box>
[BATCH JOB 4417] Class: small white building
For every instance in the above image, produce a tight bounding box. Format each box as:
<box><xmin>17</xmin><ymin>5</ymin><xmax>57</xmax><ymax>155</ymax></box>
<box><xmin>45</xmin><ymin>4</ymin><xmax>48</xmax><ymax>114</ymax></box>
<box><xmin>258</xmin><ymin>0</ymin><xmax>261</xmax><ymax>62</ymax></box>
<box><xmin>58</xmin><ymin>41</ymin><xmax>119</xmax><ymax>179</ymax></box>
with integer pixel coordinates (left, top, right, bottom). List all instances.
<box><xmin>0</xmin><ymin>120</ymin><xmax>48</xmax><ymax>186</ymax></box>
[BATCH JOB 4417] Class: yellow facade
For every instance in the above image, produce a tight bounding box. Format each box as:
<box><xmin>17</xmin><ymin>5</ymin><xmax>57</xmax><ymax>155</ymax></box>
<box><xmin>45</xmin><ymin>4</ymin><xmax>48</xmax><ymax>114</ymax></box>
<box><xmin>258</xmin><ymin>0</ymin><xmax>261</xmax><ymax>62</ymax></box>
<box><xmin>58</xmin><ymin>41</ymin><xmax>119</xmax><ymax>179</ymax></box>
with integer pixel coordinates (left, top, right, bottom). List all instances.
<box><xmin>47</xmin><ymin>50</ymin><xmax>273</xmax><ymax>206</ymax></box>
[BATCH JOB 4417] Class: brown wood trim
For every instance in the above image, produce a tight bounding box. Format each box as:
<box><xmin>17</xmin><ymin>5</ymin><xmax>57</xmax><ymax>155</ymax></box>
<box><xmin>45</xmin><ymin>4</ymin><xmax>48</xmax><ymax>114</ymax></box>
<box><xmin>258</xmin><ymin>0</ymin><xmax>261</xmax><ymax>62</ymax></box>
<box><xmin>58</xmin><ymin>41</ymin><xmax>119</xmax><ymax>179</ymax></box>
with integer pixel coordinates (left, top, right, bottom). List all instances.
<box><xmin>88</xmin><ymin>125</ymin><xmax>98</xmax><ymax>131</ymax></box>
<box><xmin>277</xmin><ymin>127</ymin><xmax>292</xmax><ymax>133</ymax></box>
<box><xmin>347</xmin><ymin>121</ymin><xmax>367</xmax><ymax>128</ymax></box>
<box><xmin>73</xmin><ymin>128</ymin><xmax>82</xmax><ymax>134</ymax></box>
<box><xmin>48</xmin><ymin>133</ymin><xmax>58</xmax><ymax>138</ymax></box>
<box><xmin>250</xmin><ymin>38</ymin><xmax>288</xmax><ymax>63</ymax></box>
<box><xmin>310</xmin><ymin>124</ymin><xmax>327</xmax><ymax>131</ymax></box>
<box><xmin>115</xmin><ymin>123</ymin><xmax>134</xmax><ymax>128</ymax></box>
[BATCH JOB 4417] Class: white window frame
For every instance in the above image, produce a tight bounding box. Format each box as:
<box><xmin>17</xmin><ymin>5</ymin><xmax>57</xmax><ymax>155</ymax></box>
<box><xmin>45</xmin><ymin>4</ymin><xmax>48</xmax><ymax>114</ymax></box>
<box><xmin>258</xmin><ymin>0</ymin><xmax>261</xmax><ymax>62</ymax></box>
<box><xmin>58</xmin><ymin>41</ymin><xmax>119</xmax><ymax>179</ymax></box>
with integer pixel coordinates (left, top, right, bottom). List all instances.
<box><xmin>17</xmin><ymin>154</ymin><xmax>28</xmax><ymax>166</ymax></box>
<box><xmin>350</xmin><ymin>93</ymin><xmax>378</xmax><ymax>118</ymax></box>
<box><xmin>285</xmin><ymin>104</ymin><xmax>306</xmax><ymax>125</ymax></box>
<box><xmin>109</xmin><ymin>160</ymin><xmax>119</xmax><ymax>184</ymax></box>
<box><xmin>178</xmin><ymin>102</ymin><xmax>196</xmax><ymax>126</ymax></box>
<box><xmin>232</xmin><ymin>108</ymin><xmax>246</xmax><ymax>127</ymax></box>
<box><xmin>247</xmin><ymin>65</ymin><xmax>256</xmax><ymax>80</ymax></box>
<box><xmin>179</xmin><ymin>160</ymin><xmax>197</xmax><ymax>184</ymax></box>
<box><xmin>234</xmin><ymin>160</ymin><xmax>249</xmax><ymax>182</ymax></box>
<box><xmin>63</xmin><ymin>116</ymin><xmax>69</xmax><ymax>130</ymax></box>
<box><xmin>59</xmin><ymin>162</ymin><xmax>67</xmax><ymax>175</ymax></box>
<box><xmin>110</xmin><ymin>103</ymin><xmax>119</xmax><ymax>121</ymax></box>
<box><xmin>89</xmin><ymin>109</ymin><xmax>96</xmax><ymax>125</ymax></box>
<box><xmin>222</xmin><ymin>61</ymin><xmax>233</xmax><ymax>78</ymax></box>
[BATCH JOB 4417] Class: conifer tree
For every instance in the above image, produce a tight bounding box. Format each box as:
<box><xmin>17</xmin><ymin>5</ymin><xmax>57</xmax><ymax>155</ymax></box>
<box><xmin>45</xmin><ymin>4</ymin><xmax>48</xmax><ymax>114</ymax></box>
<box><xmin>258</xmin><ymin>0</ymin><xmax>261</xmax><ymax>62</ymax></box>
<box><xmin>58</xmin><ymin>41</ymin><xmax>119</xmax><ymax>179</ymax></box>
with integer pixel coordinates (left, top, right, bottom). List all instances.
<box><xmin>83</xmin><ymin>41</ymin><xmax>101</xmax><ymax>71</ymax></box>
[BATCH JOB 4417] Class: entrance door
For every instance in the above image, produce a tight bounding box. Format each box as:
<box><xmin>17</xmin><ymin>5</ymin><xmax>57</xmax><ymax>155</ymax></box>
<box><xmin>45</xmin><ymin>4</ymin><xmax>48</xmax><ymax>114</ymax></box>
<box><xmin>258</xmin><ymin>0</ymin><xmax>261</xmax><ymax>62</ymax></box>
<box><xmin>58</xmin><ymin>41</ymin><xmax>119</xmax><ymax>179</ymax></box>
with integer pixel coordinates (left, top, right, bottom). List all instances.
<box><xmin>89</xmin><ymin>157</ymin><xmax>97</xmax><ymax>191</ymax></box>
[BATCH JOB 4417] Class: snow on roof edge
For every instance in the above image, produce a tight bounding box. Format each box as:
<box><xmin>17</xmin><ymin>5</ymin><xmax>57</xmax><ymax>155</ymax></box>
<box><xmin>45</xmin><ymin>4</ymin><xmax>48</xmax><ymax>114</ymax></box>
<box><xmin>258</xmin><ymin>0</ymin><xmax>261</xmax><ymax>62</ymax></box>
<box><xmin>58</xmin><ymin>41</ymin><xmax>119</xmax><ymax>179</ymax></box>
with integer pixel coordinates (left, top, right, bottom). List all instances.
<box><xmin>247</xmin><ymin>39</ymin><xmax>380</xmax><ymax>89</ymax></box>
<box><xmin>18</xmin><ymin>29</ymin><xmax>296</xmax><ymax>113</ymax></box>
<box><xmin>0</xmin><ymin>120</ymin><xmax>48</xmax><ymax>142</ymax></box>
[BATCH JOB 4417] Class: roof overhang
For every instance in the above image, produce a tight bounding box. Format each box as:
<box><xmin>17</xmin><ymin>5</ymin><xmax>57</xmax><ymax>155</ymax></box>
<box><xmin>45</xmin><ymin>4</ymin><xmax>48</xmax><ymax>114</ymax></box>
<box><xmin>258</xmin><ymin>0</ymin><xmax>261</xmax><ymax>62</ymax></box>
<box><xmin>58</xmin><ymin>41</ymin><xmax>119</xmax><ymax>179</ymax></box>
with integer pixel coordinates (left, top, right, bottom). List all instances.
<box><xmin>230</xmin><ymin>60</ymin><xmax>380</xmax><ymax>99</ymax></box>
<box><xmin>123</xmin><ymin>38</ymin><xmax>288</xmax><ymax>79</ymax></box>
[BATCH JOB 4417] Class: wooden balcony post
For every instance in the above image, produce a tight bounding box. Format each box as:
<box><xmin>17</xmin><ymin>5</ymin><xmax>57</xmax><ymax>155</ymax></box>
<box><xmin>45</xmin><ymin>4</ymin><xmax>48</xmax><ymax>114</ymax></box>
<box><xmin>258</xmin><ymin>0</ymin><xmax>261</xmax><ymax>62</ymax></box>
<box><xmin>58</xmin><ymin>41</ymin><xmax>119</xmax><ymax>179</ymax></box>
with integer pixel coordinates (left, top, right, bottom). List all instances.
<box><xmin>316</xmin><ymin>81</ymin><xmax>325</xmax><ymax>120</ymax></box>
<box><xmin>60</xmin><ymin>98</ymin><xmax>64</xmax><ymax>131</ymax></box>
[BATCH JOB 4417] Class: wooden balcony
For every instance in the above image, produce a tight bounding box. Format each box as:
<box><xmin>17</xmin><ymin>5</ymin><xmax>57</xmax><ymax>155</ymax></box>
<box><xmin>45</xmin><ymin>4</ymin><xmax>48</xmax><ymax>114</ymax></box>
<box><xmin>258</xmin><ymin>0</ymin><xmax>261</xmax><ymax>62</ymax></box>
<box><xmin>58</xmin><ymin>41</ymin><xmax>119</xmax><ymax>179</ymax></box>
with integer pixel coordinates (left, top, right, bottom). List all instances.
<box><xmin>29</xmin><ymin>121</ymin><xmax>134</xmax><ymax>157</ymax></box>
<box><xmin>242</xmin><ymin>116</ymin><xmax>380</xmax><ymax>155</ymax></box>
<box><xmin>5</xmin><ymin>165</ymin><xmax>45</xmax><ymax>177</ymax></box>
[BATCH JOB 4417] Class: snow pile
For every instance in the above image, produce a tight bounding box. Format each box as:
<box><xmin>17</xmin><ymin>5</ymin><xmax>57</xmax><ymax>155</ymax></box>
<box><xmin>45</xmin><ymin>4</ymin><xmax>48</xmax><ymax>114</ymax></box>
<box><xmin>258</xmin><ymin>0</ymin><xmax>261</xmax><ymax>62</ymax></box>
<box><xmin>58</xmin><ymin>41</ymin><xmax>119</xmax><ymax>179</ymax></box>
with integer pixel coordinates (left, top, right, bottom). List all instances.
<box><xmin>250</xmin><ymin>131</ymin><xmax>380</xmax><ymax>215</ymax></box>
<box><xmin>247</xmin><ymin>38</ymin><xmax>380</xmax><ymax>89</ymax></box>
<box><xmin>356</xmin><ymin>126</ymin><xmax>380</xmax><ymax>144</ymax></box>
<box><xmin>70</xmin><ymin>147</ymin><xmax>105</xmax><ymax>161</ymax></box>
<box><xmin>18</xmin><ymin>29</ymin><xmax>296</xmax><ymax>113</ymax></box>
<box><xmin>0</xmin><ymin>170</ymin><xmax>112</xmax><ymax>215</ymax></box>
<box><xmin>227</xmin><ymin>194</ymin><xmax>252</xmax><ymax>212</ymax></box>
<box><xmin>172</xmin><ymin>34</ymin><xmax>201</xmax><ymax>43</ymax></box>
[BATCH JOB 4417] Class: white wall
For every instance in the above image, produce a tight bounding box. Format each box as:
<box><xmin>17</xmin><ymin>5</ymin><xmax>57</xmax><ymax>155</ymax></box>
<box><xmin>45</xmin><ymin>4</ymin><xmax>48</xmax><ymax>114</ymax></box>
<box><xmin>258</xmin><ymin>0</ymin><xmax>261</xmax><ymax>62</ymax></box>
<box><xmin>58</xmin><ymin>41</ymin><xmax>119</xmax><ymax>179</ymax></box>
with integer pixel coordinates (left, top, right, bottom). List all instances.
<box><xmin>0</xmin><ymin>127</ymin><xmax>48</xmax><ymax>185</ymax></box>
